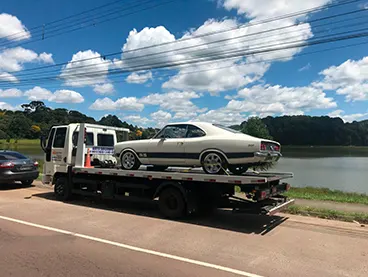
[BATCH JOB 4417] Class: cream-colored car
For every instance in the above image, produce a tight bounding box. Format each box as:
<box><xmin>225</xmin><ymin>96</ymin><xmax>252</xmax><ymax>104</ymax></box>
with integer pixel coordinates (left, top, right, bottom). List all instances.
<box><xmin>114</xmin><ymin>122</ymin><xmax>281</xmax><ymax>174</ymax></box>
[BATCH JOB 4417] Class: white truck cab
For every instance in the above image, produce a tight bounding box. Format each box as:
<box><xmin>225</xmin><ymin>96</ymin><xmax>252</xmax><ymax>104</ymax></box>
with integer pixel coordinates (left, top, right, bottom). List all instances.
<box><xmin>41</xmin><ymin>123</ymin><xmax>129</xmax><ymax>184</ymax></box>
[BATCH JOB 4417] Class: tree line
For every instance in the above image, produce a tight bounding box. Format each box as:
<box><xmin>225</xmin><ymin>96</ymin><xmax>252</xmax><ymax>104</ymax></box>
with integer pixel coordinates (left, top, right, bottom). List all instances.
<box><xmin>1</xmin><ymin>101</ymin><xmax>368</xmax><ymax>146</ymax></box>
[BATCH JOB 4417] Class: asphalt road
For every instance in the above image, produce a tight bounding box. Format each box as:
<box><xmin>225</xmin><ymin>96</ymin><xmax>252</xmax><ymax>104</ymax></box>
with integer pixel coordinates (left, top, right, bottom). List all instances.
<box><xmin>0</xmin><ymin>183</ymin><xmax>367</xmax><ymax>277</ymax></box>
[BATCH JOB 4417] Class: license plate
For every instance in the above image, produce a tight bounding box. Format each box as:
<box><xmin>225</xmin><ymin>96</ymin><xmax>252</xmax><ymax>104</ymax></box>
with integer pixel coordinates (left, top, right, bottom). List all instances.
<box><xmin>20</xmin><ymin>166</ymin><xmax>32</xmax><ymax>171</ymax></box>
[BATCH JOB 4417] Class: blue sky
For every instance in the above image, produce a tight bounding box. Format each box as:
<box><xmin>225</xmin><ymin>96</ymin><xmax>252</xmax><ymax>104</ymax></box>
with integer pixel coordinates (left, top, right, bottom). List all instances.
<box><xmin>0</xmin><ymin>0</ymin><xmax>367</xmax><ymax>126</ymax></box>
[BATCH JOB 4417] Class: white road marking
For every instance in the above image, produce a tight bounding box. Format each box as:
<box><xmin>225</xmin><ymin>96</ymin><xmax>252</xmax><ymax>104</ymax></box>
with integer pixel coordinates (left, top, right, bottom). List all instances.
<box><xmin>0</xmin><ymin>215</ymin><xmax>263</xmax><ymax>277</ymax></box>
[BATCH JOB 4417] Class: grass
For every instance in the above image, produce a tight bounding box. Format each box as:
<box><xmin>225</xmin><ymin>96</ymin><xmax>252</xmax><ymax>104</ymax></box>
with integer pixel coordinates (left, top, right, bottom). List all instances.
<box><xmin>285</xmin><ymin>205</ymin><xmax>368</xmax><ymax>224</ymax></box>
<box><xmin>285</xmin><ymin>187</ymin><xmax>368</xmax><ymax>205</ymax></box>
<box><xmin>0</xmin><ymin>139</ymin><xmax>39</xmax><ymax>146</ymax></box>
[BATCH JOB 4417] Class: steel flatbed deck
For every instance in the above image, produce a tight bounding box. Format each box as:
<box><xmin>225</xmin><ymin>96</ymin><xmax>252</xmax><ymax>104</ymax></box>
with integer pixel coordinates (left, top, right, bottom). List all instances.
<box><xmin>72</xmin><ymin>166</ymin><xmax>294</xmax><ymax>185</ymax></box>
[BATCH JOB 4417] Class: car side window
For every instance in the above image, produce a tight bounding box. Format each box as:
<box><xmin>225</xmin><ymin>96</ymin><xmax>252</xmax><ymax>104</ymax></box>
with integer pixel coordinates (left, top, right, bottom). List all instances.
<box><xmin>156</xmin><ymin>125</ymin><xmax>187</xmax><ymax>139</ymax></box>
<box><xmin>186</xmin><ymin>125</ymin><xmax>206</xmax><ymax>138</ymax></box>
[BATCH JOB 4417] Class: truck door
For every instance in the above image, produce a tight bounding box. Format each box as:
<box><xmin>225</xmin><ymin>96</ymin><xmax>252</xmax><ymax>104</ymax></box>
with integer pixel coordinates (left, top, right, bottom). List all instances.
<box><xmin>43</xmin><ymin>126</ymin><xmax>68</xmax><ymax>176</ymax></box>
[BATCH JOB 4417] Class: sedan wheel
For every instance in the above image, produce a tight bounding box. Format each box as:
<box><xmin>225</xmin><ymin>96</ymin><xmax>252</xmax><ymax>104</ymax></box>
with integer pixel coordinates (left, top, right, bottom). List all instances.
<box><xmin>202</xmin><ymin>152</ymin><xmax>226</xmax><ymax>174</ymax></box>
<box><xmin>121</xmin><ymin>151</ymin><xmax>140</xmax><ymax>170</ymax></box>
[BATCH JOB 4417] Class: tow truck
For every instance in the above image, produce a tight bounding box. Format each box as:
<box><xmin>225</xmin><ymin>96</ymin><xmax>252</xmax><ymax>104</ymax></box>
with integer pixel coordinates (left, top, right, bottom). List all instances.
<box><xmin>41</xmin><ymin>123</ymin><xmax>295</xmax><ymax>219</ymax></box>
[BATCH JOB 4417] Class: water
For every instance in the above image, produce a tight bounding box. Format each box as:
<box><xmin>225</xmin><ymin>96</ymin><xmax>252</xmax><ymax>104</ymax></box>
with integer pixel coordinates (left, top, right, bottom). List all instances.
<box><xmin>2</xmin><ymin>144</ymin><xmax>368</xmax><ymax>194</ymax></box>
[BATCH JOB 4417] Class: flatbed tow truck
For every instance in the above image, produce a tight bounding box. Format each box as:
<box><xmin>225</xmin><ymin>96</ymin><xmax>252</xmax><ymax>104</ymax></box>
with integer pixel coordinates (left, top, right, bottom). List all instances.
<box><xmin>41</xmin><ymin>123</ymin><xmax>295</xmax><ymax>219</ymax></box>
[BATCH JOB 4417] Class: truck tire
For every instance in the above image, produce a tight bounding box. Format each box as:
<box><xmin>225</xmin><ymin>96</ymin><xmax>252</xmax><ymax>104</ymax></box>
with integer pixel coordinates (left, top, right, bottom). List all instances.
<box><xmin>158</xmin><ymin>187</ymin><xmax>186</xmax><ymax>219</ymax></box>
<box><xmin>54</xmin><ymin>177</ymin><xmax>72</xmax><ymax>201</ymax></box>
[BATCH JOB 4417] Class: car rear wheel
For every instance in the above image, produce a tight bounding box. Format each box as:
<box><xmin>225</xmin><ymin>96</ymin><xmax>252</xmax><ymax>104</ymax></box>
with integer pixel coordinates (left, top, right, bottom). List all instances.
<box><xmin>228</xmin><ymin>165</ymin><xmax>248</xmax><ymax>175</ymax></box>
<box><xmin>201</xmin><ymin>152</ymin><xmax>227</xmax><ymax>174</ymax></box>
<box><xmin>21</xmin><ymin>180</ymin><xmax>34</xmax><ymax>187</ymax></box>
<box><xmin>121</xmin><ymin>151</ymin><xmax>141</xmax><ymax>170</ymax></box>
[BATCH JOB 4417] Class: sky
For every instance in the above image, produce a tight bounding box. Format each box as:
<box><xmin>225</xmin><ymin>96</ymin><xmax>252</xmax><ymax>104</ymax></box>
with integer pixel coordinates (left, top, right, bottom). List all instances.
<box><xmin>0</xmin><ymin>0</ymin><xmax>367</xmax><ymax>127</ymax></box>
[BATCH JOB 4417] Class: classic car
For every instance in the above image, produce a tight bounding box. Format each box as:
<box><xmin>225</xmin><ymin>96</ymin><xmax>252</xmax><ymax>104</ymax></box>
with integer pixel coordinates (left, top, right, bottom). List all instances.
<box><xmin>114</xmin><ymin>122</ymin><xmax>281</xmax><ymax>175</ymax></box>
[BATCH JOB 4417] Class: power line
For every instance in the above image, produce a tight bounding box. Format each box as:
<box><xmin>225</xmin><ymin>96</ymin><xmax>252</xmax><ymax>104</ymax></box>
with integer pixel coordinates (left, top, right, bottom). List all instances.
<box><xmin>3</xmin><ymin>39</ymin><xmax>367</xmax><ymax>90</ymax></box>
<box><xmin>12</xmin><ymin>9</ymin><xmax>367</xmax><ymax>79</ymax></box>
<box><xmin>0</xmin><ymin>0</ymin><xmax>129</xmax><ymax>41</ymax></box>
<box><xmin>3</xmin><ymin>29</ymin><xmax>367</xmax><ymax>88</ymax></box>
<box><xmin>0</xmin><ymin>0</ymin><xmax>179</xmax><ymax>49</ymax></box>
<box><xmin>6</xmin><ymin>0</ymin><xmax>362</xmax><ymax>75</ymax></box>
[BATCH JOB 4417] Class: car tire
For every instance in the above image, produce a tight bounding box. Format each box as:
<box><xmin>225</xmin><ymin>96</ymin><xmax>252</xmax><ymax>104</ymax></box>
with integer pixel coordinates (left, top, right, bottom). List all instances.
<box><xmin>121</xmin><ymin>150</ymin><xmax>141</xmax><ymax>170</ymax></box>
<box><xmin>54</xmin><ymin>177</ymin><xmax>72</xmax><ymax>201</ymax></box>
<box><xmin>158</xmin><ymin>187</ymin><xmax>186</xmax><ymax>219</ymax></box>
<box><xmin>21</xmin><ymin>180</ymin><xmax>34</xmax><ymax>187</ymax></box>
<box><xmin>228</xmin><ymin>165</ymin><xmax>248</xmax><ymax>175</ymax></box>
<box><xmin>201</xmin><ymin>152</ymin><xmax>227</xmax><ymax>174</ymax></box>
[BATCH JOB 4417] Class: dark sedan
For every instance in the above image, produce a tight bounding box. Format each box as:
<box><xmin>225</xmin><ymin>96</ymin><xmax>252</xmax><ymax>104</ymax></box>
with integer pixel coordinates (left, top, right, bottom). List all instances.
<box><xmin>0</xmin><ymin>150</ymin><xmax>39</xmax><ymax>186</ymax></box>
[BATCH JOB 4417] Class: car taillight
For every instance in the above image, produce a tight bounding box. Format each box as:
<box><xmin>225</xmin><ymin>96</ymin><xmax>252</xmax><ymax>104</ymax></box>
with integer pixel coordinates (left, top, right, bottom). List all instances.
<box><xmin>260</xmin><ymin>143</ymin><xmax>266</xmax><ymax>151</ymax></box>
<box><xmin>34</xmin><ymin>161</ymin><xmax>39</xmax><ymax>167</ymax></box>
<box><xmin>273</xmin><ymin>145</ymin><xmax>280</xmax><ymax>152</ymax></box>
<box><xmin>0</xmin><ymin>162</ymin><xmax>14</xmax><ymax>169</ymax></box>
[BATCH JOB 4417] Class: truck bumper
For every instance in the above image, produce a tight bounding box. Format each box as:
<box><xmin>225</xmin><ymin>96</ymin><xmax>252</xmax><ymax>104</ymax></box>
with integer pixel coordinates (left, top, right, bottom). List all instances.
<box><xmin>266</xmin><ymin>198</ymin><xmax>295</xmax><ymax>216</ymax></box>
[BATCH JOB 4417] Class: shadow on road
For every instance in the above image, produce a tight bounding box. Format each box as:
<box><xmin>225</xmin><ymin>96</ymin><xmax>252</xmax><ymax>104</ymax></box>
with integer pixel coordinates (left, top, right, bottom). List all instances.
<box><xmin>0</xmin><ymin>183</ymin><xmax>34</xmax><ymax>191</ymax></box>
<box><xmin>32</xmin><ymin>191</ymin><xmax>288</xmax><ymax>236</ymax></box>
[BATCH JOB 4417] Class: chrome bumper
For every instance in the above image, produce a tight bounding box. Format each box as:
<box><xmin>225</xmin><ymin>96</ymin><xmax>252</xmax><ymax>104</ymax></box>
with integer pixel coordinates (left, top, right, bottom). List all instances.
<box><xmin>254</xmin><ymin>151</ymin><xmax>282</xmax><ymax>160</ymax></box>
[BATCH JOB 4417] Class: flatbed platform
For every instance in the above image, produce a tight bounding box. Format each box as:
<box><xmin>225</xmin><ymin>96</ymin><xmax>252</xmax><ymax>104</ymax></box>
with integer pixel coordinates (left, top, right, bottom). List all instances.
<box><xmin>72</xmin><ymin>166</ymin><xmax>293</xmax><ymax>185</ymax></box>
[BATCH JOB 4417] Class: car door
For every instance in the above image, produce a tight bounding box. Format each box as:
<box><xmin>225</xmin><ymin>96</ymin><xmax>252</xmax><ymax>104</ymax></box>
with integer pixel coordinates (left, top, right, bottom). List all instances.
<box><xmin>183</xmin><ymin>124</ymin><xmax>206</xmax><ymax>166</ymax></box>
<box><xmin>147</xmin><ymin>124</ymin><xmax>187</xmax><ymax>166</ymax></box>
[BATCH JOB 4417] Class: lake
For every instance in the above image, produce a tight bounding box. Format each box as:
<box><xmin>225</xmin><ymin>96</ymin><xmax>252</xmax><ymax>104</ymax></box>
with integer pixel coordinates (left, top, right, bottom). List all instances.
<box><xmin>2</xmin><ymin>144</ymin><xmax>368</xmax><ymax>194</ymax></box>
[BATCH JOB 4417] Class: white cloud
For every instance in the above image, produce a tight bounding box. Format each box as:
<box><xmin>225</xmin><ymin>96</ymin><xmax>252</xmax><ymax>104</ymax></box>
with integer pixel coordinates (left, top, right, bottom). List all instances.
<box><xmin>140</xmin><ymin>91</ymin><xmax>206</xmax><ymax>119</ymax></box>
<box><xmin>298</xmin><ymin>63</ymin><xmax>311</xmax><ymax>72</ymax></box>
<box><xmin>0</xmin><ymin>72</ymin><xmax>18</xmax><ymax>82</ymax></box>
<box><xmin>0</xmin><ymin>88</ymin><xmax>22</xmax><ymax>98</ymax></box>
<box><xmin>221</xmin><ymin>0</ymin><xmax>331</xmax><ymax>20</ymax></box>
<box><xmin>150</xmin><ymin>110</ymin><xmax>172</xmax><ymax>127</ymax></box>
<box><xmin>0</xmin><ymin>47</ymin><xmax>53</xmax><ymax>72</ymax></box>
<box><xmin>24</xmin><ymin>86</ymin><xmax>84</xmax><ymax>103</ymax></box>
<box><xmin>0</xmin><ymin>101</ymin><xmax>16</xmax><ymax>110</ymax></box>
<box><xmin>328</xmin><ymin>109</ymin><xmax>368</xmax><ymax>122</ymax></box>
<box><xmin>195</xmin><ymin>108</ymin><xmax>248</xmax><ymax>126</ymax></box>
<box><xmin>60</xmin><ymin>50</ymin><xmax>111</xmax><ymax>87</ymax></box>
<box><xmin>229</xmin><ymin>84</ymin><xmax>336</xmax><ymax>115</ymax></box>
<box><xmin>313</xmin><ymin>56</ymin><xmax>368</xmax><ymax>102</ymax></box>
<box><xmin>126</xmin><ymin>71</ymin><xmax>153</xmax><ymax>84</ymax></box>
<box><xmin>24</xmin><ymin>86</ymin><xmax>53</xmax><ymax>100</ymax></box>
<box><xmin>51</xmin><ymin>90</ymin><xmax>84</xmax><ymax>103</ymax></box>
<box><xmin>38</xmin><ymin>52</ymin><xmax>54</xmax><ymax>64</ymax></box>
<box><xmin>124</xmin><ymin>115</ymin><xmax>153</xmax><ymax>127</ymax></box>
<box><xmin>0</xmin><ymin>13</ymin><xmax>30</xmax><ymax>41</ymax></box>
<box><xmin>93</xmin><ymin>83</ymin><xmax>114</xmax><ymax>95</ymax></box>
<box><xmin>89</xmin><ymin>97</ymin><xmax>144</xmax><ymax>111</ymax></box>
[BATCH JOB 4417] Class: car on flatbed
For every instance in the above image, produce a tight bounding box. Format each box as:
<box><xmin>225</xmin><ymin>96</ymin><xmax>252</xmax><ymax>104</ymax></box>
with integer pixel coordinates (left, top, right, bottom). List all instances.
<box><xmin>0</xmin><ymin>150</ymin><xmax>39</xmax><ymax>186</ymax></box>
<box><xmin>114</xmin><ymin>122</ymin><xmax>282</xmax><ymax>175</ymax></box>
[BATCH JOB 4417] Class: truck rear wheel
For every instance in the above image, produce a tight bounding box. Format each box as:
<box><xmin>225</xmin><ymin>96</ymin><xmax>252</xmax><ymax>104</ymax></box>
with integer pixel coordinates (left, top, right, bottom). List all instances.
<box><xmin>54</xmin><ymin>177</ymin><xmax>72</xmax><ymax>201</ymax></box>
<box><xmin>158</xmin><ymin>187</ymin><xmax>186</xmax><ymax>219</ymax></box>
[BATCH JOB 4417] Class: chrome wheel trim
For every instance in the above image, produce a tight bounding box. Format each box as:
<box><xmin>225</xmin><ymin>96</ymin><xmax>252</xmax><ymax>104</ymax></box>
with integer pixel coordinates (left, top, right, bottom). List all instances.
<box><xmin>203</xmin><ymin>153</ymin><xmax>222</xmax><ymax>174</ymax></box>
<box><xmin>122</xmin><ymin>152</ymin><xmax>136</xmax><ymax>169</ymax></box>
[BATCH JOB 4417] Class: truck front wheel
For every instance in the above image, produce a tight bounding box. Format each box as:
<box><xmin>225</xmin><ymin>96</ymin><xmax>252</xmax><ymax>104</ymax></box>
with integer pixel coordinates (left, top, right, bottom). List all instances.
<box><xmin>158</xmin><ymin>187</ymin><xmax>186</xmax><ymax>219</ymax></box>
<box><xmin>54</xmin><ymin>177</ymin><xmax>72</xmax><ymax>201</ymax></box>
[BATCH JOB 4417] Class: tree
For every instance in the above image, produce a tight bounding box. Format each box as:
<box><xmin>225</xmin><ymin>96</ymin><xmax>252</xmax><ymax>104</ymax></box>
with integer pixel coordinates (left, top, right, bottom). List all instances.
<box><xmin>241</xmin><ymin>117</ymin><xmax>272</xmax><ymax>139</ymax></box>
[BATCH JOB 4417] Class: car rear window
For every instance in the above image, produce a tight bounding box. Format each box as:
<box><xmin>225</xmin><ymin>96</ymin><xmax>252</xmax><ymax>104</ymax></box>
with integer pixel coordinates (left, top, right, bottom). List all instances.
<box><xmin>0</xmin><ymin>152</ymin><xmax>28</xmax><ymax>160</ymax></box>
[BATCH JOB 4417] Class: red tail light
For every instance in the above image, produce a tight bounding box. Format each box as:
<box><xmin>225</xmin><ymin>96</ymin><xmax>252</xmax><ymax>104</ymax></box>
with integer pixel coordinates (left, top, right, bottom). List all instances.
<box><xmin>260</xmin><ymin>143</ymin><xmax>266</xmax><ymax>151</ymax></box>
<box><xmin>34</xmin><ymin>161</ymin><xmax>39</xmax><ymax>167</ymax></box>
<box><xmin>0</xmin><ymin>162</ymin><xmax>14</xmax><ymax>169</ymax></box>
<box><xmin>273</xmin><ymin>145</ymin><xmax>280</xmax><ymax>152</ymax></box>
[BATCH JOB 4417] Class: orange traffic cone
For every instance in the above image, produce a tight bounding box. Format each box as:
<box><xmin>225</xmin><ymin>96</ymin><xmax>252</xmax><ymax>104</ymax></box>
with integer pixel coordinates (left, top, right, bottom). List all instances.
<box><xmin>85</xmin><ymin>148</ymin><xmax>93</xmax><ymax>168</ymax></box>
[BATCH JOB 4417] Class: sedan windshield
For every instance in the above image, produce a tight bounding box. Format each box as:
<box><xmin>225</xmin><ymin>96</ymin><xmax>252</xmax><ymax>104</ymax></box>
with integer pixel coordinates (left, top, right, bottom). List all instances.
<box><xmin>213</xmin><ymin>124</ymin><xmax>241</xmax><ymax>134</ymax></box>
